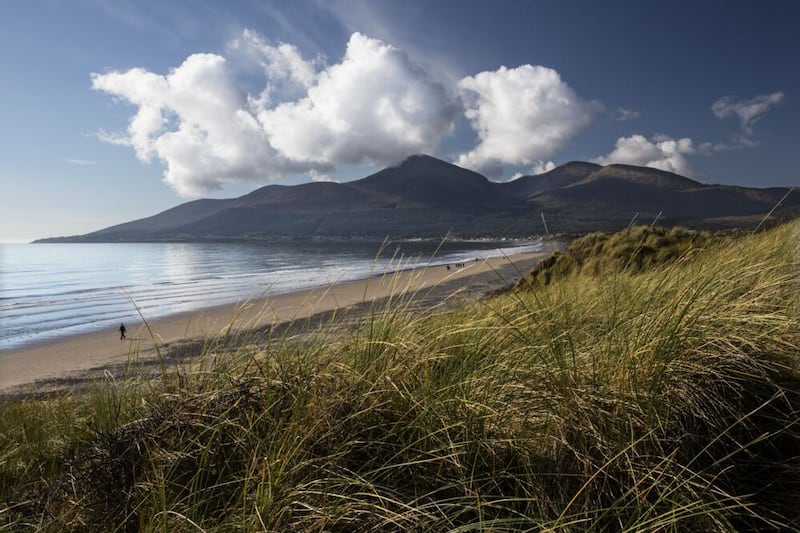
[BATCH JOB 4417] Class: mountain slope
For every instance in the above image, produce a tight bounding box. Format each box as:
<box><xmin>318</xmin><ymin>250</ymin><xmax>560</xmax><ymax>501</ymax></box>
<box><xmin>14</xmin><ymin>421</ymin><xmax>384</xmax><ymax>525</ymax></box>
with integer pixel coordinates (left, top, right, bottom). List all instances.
<box><xmin>531</xmin><ymin>165</ymin><xmax>796</xmax><ymax>223</ymax></box>
<box><xmin>89</xmin><ymin>198</ymin><xmax>233</xmax><ymax>238</ymax></box>
<box><xmin>502</xmin><ymin>161</ymin><xmax>602</xmax><ymax>199</ymax></box>
<box><xmin>573</xmin><ymin>164</ymin><xmax>701</xmax><ymax>189</ymax></box>
<box><xmin>231</xmin><ymin>182</ymin><xmax>395</xmax><ymax>211</ymax></box>
<box><xmin>37</xmin><ymin>156</ymin><xmax>799</xmax><ymax>241</ymax></box>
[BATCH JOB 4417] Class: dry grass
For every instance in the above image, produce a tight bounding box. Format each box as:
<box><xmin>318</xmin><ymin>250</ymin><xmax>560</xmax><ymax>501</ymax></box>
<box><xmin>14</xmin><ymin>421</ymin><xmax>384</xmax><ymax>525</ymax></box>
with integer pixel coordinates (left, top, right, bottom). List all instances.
<box><xmin>2</xmin><ymin>221</ymin><xmax>799</xmax><ymax>531</ymax></box>
<box><xmin>519</xmin><ymin>225</ymin><xmax>725</xmax><ymax>287</ymax></box>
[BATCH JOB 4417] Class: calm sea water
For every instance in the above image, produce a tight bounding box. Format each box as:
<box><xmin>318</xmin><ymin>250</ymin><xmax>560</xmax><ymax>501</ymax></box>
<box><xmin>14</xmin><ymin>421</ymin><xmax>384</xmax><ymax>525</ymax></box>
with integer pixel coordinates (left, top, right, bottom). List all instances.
<box><xmin>0</xmin><ymin>240</ymin><xmax>542</xmax><ymax>350</ymax></box>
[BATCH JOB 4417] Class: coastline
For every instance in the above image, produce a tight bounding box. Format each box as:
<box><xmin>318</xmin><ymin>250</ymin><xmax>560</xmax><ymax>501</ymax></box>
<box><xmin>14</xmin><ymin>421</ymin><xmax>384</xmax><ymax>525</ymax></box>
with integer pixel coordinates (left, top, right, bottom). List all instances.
<box><xmin>0</xmin><ymin>250</ymin><xmax>551</xmax><ymax>394</ymax></box>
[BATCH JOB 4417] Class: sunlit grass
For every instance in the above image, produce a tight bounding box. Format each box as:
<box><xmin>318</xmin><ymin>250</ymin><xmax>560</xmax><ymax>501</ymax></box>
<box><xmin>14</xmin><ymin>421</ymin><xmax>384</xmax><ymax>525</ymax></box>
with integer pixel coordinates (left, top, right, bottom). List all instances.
<box><xmin>1</xmin><ymin>221</ymin><xmax>799</xmax><ymax>531</ymax></box>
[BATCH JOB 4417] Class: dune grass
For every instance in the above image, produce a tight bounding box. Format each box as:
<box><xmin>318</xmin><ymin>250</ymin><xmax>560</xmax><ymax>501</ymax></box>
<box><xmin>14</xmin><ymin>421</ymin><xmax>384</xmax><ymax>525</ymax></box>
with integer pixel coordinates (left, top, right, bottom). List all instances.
<box><xmin>519</xmin><ymin>225</ymin><xmax>725</xmax><ymax>287</ymax></box>
<box><xmin>2</xmin><ymin>221</ymin><xmax>799</xmax><ymax>531</ymax></box>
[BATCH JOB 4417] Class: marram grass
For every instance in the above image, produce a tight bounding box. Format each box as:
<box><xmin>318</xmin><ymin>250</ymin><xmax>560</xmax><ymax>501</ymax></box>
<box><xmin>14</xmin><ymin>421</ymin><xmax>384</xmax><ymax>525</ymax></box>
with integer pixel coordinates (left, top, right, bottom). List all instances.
<box><xmin>1</xmin><ymin>222</ymin><xmax>799</xmax><ymax>531</ymax></box>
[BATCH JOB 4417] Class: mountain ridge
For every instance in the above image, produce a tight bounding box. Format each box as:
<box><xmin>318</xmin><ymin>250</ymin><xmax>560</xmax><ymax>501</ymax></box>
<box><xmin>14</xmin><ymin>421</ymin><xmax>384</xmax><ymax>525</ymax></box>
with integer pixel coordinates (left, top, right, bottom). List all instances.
<box><xmin>37</xmin><ymin>155</ymin><xmax>799</xmax><ymax>242</ymax></box>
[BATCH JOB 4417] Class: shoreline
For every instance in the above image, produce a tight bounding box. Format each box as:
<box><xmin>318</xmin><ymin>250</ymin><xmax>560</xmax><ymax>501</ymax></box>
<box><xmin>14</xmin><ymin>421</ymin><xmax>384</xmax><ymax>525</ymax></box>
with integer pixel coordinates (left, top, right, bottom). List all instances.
<box><xmin>0</xmin><ymin>250</ymin><xmax>551</xmax><ymax>395</ymax></box>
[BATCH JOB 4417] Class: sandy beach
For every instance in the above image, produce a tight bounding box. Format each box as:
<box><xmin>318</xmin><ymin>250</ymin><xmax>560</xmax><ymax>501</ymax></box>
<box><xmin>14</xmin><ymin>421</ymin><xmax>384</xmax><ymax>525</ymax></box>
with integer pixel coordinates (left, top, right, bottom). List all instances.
<box><xmin>0</xmin><ymin>250</ymin><xmax>551</xmax><ymax>394</ymax></box>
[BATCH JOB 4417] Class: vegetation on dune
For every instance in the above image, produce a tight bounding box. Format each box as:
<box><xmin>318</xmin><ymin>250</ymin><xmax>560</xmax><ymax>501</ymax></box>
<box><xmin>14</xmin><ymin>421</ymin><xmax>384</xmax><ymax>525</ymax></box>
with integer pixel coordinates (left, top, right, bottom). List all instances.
<box><xmin>520</xmin><ymin>225</ymin><xmax>724</xmax><ymax>288</ymax></box>
<box><xmin>2</xmin><ymin>221</ymin><xmax>800</xmax><ymax>531</ymax></box>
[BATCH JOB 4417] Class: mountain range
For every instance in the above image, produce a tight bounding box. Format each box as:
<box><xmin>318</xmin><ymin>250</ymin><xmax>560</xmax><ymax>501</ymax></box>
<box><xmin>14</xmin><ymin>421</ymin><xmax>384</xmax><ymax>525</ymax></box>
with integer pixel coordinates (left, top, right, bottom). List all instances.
<box><xmin>38</xmin><ymin>155</ymin><xmax>799</xmax><ymax>242</ymax></box>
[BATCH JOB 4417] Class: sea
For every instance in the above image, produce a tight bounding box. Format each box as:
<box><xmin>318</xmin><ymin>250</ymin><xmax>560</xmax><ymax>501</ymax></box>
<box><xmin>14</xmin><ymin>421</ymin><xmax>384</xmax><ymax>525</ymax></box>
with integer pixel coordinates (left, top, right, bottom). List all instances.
<box><xmin>0</xmin><ymin>239</ymin><xmax>544</xmax><ymax>351</ymax></box>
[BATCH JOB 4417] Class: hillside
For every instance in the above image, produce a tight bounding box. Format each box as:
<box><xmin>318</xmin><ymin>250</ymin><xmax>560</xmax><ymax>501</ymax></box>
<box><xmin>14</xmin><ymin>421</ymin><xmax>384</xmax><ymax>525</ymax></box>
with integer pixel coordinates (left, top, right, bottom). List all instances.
<box><xmin>37</xmin><ymin>155</ymin><xmax>799</xmax><ymax>241</ymax></box>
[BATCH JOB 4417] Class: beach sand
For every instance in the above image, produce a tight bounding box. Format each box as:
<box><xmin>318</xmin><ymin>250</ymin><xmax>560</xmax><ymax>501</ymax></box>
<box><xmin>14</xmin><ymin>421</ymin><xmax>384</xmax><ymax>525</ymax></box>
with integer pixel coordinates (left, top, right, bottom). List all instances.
<box><xmin>0</xmin><ymin>250</ymin><xmax>551</xmax><ymax>394</ymax></box>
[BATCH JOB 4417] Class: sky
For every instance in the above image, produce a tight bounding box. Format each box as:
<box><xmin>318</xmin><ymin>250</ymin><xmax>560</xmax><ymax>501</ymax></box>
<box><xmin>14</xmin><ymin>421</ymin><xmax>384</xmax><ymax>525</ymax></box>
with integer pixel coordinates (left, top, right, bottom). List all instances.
<box><xmin>1</xmin><ymin>0</ymin><xmax>798</xmax><ymax>242</ymax></box>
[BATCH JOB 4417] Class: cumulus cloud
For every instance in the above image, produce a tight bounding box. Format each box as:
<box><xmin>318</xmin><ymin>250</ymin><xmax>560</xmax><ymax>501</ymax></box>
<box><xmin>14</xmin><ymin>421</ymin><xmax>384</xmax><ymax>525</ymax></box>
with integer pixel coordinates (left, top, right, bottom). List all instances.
<box><xmin>711</xmin><ymin>91</ymin><xmax>784</xmax><ymax>136</ymax></box>
<box><xmin>92</xmin><ymin>54</ymin><xmax>311</xmax><ymax>196</ymax></box>
<box><xmin>92</xmin><ymin>30</ymin><xmax>598</xmax><ymax>194</ymax></box>
<box><xmin>594</xmin><ymin>134</ymin><xmax>695</xmax><ymax>175</ymax></box>
<box><xmin>258</xmin><ymin>32</ymin><xmax>459</xmax><ymax>167</ymax></box>
<box><xmin>456</xmin><ymin>65</ymin><xmax>597</xmax><ymax>178</ymax></box>
<box><xmin>92</xmin><ymin>31</ymin><xmax>459</xmax><ymax>195</ymax></box>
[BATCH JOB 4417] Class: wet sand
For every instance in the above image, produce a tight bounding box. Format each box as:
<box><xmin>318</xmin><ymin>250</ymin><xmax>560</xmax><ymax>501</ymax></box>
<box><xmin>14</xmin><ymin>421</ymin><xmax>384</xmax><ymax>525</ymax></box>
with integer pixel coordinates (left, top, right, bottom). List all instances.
<box><xmin>0</xmin><ymin>250</ymin><xmax>550</xmax><ymax>394</ymax></box>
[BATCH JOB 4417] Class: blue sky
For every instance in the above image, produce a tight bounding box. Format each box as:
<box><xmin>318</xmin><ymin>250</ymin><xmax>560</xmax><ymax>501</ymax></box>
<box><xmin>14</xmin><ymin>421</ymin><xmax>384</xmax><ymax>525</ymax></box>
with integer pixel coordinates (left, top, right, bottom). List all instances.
<box><xmin>1</xmin><ymin>0</ymin><xmax>797</xmax><ymax>242</ymax></box>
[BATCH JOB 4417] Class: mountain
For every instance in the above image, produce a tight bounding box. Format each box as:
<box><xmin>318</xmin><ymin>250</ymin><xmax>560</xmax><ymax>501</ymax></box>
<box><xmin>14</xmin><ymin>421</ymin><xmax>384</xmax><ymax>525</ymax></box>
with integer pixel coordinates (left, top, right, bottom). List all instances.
<box><xmin>37</xmin><ymin>155</ymin><xmax>799</xmax><ymax>242</ymax></box>
<box><xmin>525</xmin><ymin>164</ymin><xmax>796</xmax><ymax>228</ymax></box>
<box><xmin>351</xmin><ymin>154</ymin><xmax>507</xmax><ymax>209</ymax></box>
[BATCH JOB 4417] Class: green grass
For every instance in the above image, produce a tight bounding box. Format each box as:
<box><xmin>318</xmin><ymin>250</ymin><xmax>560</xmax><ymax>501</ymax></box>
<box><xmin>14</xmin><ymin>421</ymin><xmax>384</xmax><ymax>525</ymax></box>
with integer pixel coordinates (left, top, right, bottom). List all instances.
<box><xmin>2</xmin><ymin>221</ymin><xmax>799</xmax><ymax>531</ymax></box>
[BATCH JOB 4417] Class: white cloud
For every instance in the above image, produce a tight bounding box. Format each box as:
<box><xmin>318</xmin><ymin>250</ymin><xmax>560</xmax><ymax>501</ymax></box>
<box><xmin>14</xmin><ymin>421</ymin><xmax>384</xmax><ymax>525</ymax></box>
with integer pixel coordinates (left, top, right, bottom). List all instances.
<box><xmin>309</xmin><ymin>169</ymin><xmax>337</xmax><ymax>182</ymax></box>
<box><xmin>711</xmin><ymin>91</ymin><xmax>784</xmax><ymax>136</ymax></box>
<box><xmin>456</xmin><ymin>65</ymin><xmax>597</xmax><ymax>178</ymax></box>
<box><xmin>92</xmin><ymin>54</ymin><xmax>310</xmax><ymax>196</ymax></box>
<box><xmin>92</xmin><ymin>30</ymin><xmax>600</xmax><ymax>195</ymax></box>
<box><xmin>594</xmin><ymin>134</ymin><xmax>695</xmax><ymax>175</ymax></box>
<box><xmin>697</xmin><ymin>141</ymin><xmax>736</xmax><ymax>154</ymax></box>
<box><xmin>615</xmin><ymin>107</ymin><xmax>640</xmax><ymax>121</ymax></box>
<box><xmin>92</xmin><ymin>31</ymin><xmax>459</xmax><ymax>195</ymax></box>
<box><xmin>64</xmin><ymin>158</ymin><xmax>97</xmax><ymax>166</ymax></box>
<box><xmin>258</xmin><ymin>32</ymin><xmax>459</xmax><ymax>167</ymax></box>
<box><xmin>589</xmin><ymin>92</ymin><xmax>784</xmax><ymax>178</ymax></box>
<box><xmin>531</xmin><ymin>160</ymin><xmax>556</xmax><ymax>175</ymax></box>
<box><xmin>229</xmin><ymin>29</ymin><xmax>319</xmax><ymax>91</ymax></box>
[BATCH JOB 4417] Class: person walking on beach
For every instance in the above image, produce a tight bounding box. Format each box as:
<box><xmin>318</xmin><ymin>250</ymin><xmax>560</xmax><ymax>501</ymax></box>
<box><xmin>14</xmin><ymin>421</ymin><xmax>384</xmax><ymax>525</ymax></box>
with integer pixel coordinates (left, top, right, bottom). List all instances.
<box><xmin>119</xmin><ymin>323</ymin><xmax>126</xmax><ymax>340</ymax></box>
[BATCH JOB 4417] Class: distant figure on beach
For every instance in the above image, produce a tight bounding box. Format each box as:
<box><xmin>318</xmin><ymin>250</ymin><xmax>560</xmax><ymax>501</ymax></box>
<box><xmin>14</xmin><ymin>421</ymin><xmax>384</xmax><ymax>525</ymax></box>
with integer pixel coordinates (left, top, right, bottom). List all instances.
<box><xmin>119</xmin><ymin>323</ymin><xmax>126</xmax><ymax>340</ymax></box>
